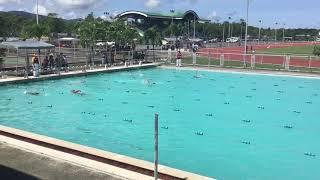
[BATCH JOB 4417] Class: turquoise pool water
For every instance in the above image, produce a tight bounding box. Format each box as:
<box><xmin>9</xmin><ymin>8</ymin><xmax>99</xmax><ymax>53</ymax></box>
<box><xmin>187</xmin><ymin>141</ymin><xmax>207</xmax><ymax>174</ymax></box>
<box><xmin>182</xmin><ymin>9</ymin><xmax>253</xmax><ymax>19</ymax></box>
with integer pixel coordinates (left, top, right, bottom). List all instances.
<box><xmin>0</xmin><ymin>68</ymin><xmax>320</xmax><ymax>179</ymax></box>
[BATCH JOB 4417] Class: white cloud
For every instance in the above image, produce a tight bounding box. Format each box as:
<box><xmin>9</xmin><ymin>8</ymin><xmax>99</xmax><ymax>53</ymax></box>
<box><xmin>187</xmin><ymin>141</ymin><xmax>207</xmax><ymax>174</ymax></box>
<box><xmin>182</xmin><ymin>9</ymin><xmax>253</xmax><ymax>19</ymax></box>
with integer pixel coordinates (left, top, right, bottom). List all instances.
<box><xmin>208</xmin><ymin>11</ymin><xmax>217</xmax><ymax>19</ymax></box>
<box><xmin>0</xmin><ymin>0</ymin><xmax>20</xmax><ymax>4</ymax></box>
<box><xmin>53</xmin><ymin>0</ymin><xmax>98</xmax><ymax>10</ymax></box>
<box><xmin>145</xmin><ymin>0</ymin><xmax>160</xmax><ymax>9</ymax></box>
<box><xmin>33</xmin><ymin>4</ymin><xmax>48</xmax><ymax>16</ymax></box>
<box><xmin>65</xmin><ymin>11</ymin><xmax>76</xmax><ymax>19</ymax></box>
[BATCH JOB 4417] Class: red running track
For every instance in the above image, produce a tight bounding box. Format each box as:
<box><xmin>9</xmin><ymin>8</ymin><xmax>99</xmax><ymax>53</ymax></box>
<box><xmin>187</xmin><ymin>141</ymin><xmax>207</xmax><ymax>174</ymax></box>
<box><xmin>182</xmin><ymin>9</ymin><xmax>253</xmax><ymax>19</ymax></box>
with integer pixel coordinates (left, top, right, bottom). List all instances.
<box><xmin>199</xmin><ymin>42</ymin><xmax>320</xmax><ymax>68</ymax></box>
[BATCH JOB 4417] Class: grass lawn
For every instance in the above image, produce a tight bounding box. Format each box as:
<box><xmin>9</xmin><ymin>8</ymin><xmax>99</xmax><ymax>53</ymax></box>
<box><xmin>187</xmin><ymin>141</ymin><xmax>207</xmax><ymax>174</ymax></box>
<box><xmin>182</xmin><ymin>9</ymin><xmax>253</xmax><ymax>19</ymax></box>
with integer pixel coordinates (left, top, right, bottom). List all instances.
<box><xmin>256</xmin><ymin>45</ymin><xmax>316</xmax><ymax>56</ymax></box>
<box><xmin>3</xmin><ymin>57</ymin><xmax>25</xmax><ymax>66</ymax></box>
<box><xmin>179</xmin><ymin>56</ymin><xmax>320</xmax><ymax>73</ymax></box>
<box><xmin>183</xmin><ymin>56</ymin><xmax>220</xmax><ymax>66</ymax></box>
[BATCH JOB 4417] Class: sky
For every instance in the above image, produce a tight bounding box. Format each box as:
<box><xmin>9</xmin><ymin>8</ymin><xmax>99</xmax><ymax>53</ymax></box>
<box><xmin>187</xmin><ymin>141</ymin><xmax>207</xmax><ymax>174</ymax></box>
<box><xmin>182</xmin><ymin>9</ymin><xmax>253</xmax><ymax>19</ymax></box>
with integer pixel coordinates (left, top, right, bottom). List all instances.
<box><xmin>0</xmin><ymin>0</ymin><xmax>319</xmax><ymax>29</ymax></box>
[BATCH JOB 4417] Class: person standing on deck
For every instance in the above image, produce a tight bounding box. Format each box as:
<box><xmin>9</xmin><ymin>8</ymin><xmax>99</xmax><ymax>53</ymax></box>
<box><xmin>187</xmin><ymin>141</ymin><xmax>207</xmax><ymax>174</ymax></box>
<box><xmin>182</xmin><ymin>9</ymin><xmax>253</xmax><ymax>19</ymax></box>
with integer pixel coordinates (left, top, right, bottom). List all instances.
<box><xmin>32</xmin><ymin>54</ymin><xmax>40</xmax><ymax>77</ymax></box>
<box><xmin>176</xmin><ymin>50</ymin><xmax>182</xmax><ymax>67</ymax></box>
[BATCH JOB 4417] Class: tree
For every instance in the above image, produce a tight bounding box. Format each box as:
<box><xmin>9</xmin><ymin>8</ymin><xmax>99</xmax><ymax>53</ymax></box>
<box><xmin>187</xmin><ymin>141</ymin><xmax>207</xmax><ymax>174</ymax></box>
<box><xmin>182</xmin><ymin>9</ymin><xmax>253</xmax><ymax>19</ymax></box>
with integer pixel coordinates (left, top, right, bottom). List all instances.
<box><xmin>29</xmin><ymin>23</ymin><xmax>48</xmax><ymax>41</ymax></box>
<box><xmin>144</xmin><ymin>27</ymin><xmax>162</xmax><ymax>62</ymax></box>
<box><xmin>313</xmin><ymin>45</ymin><xmax>320</xmax><ymax>56</ymax></box>
<box><xmin>123</xmin><ymin>27</ymin><xmax>139</xmax><ymax>48</ymax></box>
<box><xmin>44</xmin><ymin>13</ymin><xmax>66</xmax><ymax>41</ymax></box>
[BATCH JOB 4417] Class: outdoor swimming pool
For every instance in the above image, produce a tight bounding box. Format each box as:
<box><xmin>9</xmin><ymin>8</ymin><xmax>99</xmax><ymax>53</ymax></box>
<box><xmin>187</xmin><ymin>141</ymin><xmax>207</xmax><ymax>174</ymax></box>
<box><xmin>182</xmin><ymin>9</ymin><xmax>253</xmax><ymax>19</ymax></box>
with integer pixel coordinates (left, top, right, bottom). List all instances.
<box><xmin>0</xmin><ymin>67</ymin><xmax>320</xmax><ymax>180</ymax></box>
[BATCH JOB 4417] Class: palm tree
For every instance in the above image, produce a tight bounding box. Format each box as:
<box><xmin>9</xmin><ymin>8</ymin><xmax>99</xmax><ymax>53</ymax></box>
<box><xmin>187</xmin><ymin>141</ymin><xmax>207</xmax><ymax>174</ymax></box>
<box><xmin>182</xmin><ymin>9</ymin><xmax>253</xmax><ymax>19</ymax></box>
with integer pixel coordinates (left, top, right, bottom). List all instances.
<box><xmin>29</xmin><ymin>23</ymin><xmax>48</xmax><ymax>41</ymax></box>
<box><xmin>144</xmin><ymin>27</ymin><xmax>162</xmax><ymax>62</ymax></box>
<box><xmin>77</xmin><ymin>13</ymin><xmax>100</xmax><ymax>66</ymax></box>
<box><xmin>123</xmin><ymin>27</ymin><xmax>140</xmax><ymax>60</ymax></box>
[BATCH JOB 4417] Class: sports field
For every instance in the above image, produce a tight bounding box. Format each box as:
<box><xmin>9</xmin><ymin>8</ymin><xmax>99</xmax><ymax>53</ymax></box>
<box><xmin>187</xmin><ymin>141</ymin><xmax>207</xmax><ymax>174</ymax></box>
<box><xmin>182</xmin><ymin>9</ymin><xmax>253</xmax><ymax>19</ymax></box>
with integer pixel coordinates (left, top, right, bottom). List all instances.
<box><xmin>256</xmin><ymin>45</ymin><xmax>315</xmax><ymax>55</ymax></box>
<box><xmin>198</xmin><ymin>42</ymin><xmax>320</xmax><ymax>70</ymax></box>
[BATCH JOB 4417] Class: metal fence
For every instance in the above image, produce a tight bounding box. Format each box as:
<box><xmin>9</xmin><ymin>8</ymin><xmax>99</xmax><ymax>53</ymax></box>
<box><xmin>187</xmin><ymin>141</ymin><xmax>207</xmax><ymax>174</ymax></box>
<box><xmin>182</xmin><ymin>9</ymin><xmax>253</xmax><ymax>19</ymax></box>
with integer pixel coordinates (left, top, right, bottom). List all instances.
<box><xmin>0</xmin><ymin>47</ymin><xmax>149</xmax><ymax>78</ymax></box>
<box><xmin>1</xmin><ymin>47</ymin><xmax>320</xmax><ymax>78</ymax></box>
<box><xmin>145</xmin><ymin>49</ymin><xmax>320</xmax><ymax>73</ymax></box>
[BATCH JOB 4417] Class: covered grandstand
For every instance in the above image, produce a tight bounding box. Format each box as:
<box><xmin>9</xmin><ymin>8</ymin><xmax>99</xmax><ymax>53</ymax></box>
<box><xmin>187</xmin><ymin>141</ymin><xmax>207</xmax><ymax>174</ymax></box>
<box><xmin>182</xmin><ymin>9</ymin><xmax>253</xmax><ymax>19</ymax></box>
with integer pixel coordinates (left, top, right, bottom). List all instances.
<box><xmin>117</xmin><ymin>10</ymin><xmax>210</xmax><ymax>32</ymax></box>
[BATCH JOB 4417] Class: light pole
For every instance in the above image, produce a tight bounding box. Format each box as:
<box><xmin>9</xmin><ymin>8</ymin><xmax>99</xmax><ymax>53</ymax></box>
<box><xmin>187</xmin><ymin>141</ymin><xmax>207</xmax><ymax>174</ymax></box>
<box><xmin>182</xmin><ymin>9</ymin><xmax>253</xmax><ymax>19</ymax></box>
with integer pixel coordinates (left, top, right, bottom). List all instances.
<box><xmin>282</xmin><ymin>23</ymin><xmax>286</xmax><ymax>43</ymax></box>
<box><xmin>170</xmin><ymin>10</ymin><xmax>175</xmax><ymax>37</ymax></box>
<box><xmin>104</xmin><ymin>12</ymin><xmax>110</xmax><ymax>20</ymax></box>
<box><xmin>193</xmin><ymin>14</ymin><xmax>196</xmax><ymax>40</ymax></box>
<box><xmin>222</xmin><ymin>23</ymin><xmax>225</xmax><ymax>42</ymax></box>
<box><xmin>258</xmin><ymin>20</ymin><xmax>262</xmax><ymax>43</ymax></box>
<box><xmin>274</xmin><ymin>22</ymin><xmax>278</xmax><ymax>42</ymax></box>
<box><xmin>228</xmin><ymin>16</ymin><xmax>232</xmax><ymax>38</ymax></box>
<box><xmin>240</xmin><ymin>19</ymin><xmax>245</xmax><ymax>42</ymax></box>
<box><xmin>36</xmin><ymin>0</ymin><xmax>39</xmax><ymax>25</ymax></box>
<box><xmin>104</xmin><ymin>12</ymin><xmax>109</xmax><ymax>49</ymax></box>
<box><xmin>170</xmin><ymin>10</ymin><xmax>175</xmax><ymax>25</ymax></box>
<box><xmin>244</xmin><ymin>0</ymin><xmax>249</xmax><ymax>55</ymax></box>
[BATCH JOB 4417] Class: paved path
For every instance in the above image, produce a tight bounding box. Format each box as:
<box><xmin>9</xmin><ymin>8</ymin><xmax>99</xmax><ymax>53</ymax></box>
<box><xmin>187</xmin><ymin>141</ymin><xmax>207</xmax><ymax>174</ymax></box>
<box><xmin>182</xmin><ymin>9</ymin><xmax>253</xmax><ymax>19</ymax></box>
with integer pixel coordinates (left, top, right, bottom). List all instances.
<box><xmin>0</xmin><ymin>142</ymin><xmax>123</xmax><ymax>180</ymax></box>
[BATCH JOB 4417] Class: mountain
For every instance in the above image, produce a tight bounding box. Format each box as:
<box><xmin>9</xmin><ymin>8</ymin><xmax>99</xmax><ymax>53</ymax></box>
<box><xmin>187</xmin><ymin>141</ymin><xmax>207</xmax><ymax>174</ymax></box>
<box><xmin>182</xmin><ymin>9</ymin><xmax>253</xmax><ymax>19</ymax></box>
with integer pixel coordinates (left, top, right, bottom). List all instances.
<box><xmin>1</xmin><ymin>11</ymin><xmax>79</xmax><ymax>22</ymax></box>
<box><xmin>7</xmin><ymin>11</ymin><xmax>44</xmax><ymax>20</ymax></box>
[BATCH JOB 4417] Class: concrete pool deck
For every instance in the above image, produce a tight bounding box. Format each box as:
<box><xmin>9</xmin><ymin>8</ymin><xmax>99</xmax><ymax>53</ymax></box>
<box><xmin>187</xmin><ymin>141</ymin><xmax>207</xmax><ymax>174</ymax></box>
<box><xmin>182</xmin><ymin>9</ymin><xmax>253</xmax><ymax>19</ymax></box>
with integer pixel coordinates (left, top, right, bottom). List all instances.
<box><xmin>0</xmin><ymin>63</ymin><xmax>161</xmax><ymax>86</ymax></box>
<box><xmin>161</xmin><ymin>65</ymin><xmax>320</xmax><ymax>79</ymax></box>
<box><xmin>0</xmin><ymin>142</ymin><xmax>124</xmax><ymax>180</ymax></box>
<box><xmin>0</xmin><ymin>125</ymin><xmax>214</xmax><ymax>180</ymax></box>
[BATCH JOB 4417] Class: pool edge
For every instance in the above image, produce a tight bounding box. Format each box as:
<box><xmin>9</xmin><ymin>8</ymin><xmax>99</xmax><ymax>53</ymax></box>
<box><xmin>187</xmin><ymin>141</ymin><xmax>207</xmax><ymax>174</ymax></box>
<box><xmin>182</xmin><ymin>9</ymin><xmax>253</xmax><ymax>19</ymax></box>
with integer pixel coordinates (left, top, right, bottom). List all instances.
<box><xmin>0</xmin><ymin>125</ymin><xmax>215</xmax><ymax>180</ymax></box>
<box><xmin>0</xmin><ymin>63</ymin><xmax>161</xmax><ymax>86</ymax></box>
<box><xmin>160</xmin><ymin>65</ymin><xmax>320</xmax><ymax>79</ymax></box>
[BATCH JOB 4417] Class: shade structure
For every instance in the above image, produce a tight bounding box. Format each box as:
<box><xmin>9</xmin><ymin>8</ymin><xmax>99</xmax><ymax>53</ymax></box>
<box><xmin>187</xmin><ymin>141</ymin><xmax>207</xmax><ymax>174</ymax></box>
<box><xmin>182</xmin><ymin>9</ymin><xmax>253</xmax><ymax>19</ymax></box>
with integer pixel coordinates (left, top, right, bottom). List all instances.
<box><xmin>57</xmin><ymin>37</ymin><xmax>80</xmax><ymax>42</ymax></box>
<box><xmin>0</xmin><ymin>41</ymin><xmax>55</xmax><ymax>50</ymax></box>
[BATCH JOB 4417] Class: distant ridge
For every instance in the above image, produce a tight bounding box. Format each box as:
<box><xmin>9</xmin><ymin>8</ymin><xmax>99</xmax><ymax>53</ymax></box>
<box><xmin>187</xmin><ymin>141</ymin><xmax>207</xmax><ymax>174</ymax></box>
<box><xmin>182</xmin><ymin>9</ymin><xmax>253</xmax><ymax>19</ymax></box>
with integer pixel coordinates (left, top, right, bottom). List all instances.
<box><xmin>1</xmin><ymin>11</ymin><xmax>79</xmax><ymax>22</ymax></box>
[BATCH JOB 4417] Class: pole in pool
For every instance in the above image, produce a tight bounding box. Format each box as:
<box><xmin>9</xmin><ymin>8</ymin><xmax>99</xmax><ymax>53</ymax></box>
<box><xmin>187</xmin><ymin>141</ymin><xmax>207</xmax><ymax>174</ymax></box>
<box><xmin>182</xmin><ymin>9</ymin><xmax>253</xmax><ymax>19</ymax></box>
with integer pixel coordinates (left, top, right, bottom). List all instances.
<box><xmin>154</xmin><ymin>113</ymin><xmax>159</xmax><ymax>180</ymax></box>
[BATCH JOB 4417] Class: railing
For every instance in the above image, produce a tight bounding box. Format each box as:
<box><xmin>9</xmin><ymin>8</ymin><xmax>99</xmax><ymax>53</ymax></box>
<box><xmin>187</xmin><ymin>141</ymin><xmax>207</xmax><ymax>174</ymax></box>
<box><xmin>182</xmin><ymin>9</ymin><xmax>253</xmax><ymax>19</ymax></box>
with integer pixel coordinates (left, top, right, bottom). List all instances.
<box><xmin>145</xmin><ymin>49</ymin><xmax>320</xmax><ymax>73</ymax></box>
<box><xmin>1</xmin><ymin>47</ymin><xmax>320</xmax><ymax>79</ymax></box>
<box><xmin>0</xmin><ymin>48</ymin><xmax>149</xmax><ymax>78</ymax></box>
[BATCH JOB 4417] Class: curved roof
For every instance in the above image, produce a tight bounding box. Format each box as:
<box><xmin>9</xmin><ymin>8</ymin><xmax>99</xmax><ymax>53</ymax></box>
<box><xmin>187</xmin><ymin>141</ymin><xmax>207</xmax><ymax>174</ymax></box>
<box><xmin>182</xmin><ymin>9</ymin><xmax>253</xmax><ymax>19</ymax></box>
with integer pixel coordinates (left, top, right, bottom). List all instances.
<box><xmin>117</xmin><ymin>10</ymin><xmax>208</xmax><ymax>22</ymax></box>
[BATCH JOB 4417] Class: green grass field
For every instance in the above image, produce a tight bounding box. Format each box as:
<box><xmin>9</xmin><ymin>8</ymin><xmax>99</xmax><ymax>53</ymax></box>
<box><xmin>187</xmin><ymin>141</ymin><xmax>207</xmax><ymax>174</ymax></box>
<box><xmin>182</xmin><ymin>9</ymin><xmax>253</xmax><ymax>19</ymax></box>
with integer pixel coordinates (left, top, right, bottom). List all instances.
<box><xmin>180</xmin><ymin>56</ymin><xmax>320</xmax><ymax>73</ymax></box>
<box><xmin>256</xmin><ymin>45</ymin><xmax>315</xmax><ymax>55</ymax></box>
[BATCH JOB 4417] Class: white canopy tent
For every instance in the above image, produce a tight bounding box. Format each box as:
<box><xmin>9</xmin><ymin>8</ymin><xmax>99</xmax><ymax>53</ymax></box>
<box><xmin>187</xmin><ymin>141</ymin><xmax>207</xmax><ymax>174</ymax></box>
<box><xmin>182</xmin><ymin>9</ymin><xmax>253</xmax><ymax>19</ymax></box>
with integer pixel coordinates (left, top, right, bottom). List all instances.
<box><xmin>1</xmin><ymin>41</ymin><xmax>55</xmax><ymax>49</ymax></box>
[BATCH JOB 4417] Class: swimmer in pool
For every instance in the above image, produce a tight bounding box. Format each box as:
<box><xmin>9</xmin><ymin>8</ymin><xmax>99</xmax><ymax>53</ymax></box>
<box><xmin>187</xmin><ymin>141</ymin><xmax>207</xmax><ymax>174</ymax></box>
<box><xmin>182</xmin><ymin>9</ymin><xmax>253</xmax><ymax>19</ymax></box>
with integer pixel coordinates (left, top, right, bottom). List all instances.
<box><xmin>25</xmin><ymin>91</ymin><xmax>40</xmax><ymax>96</ymax></box>
<box><xmin>71</xmin><ymin>90</ymin><xmax>85</xmax><ymax>96</ymax></box>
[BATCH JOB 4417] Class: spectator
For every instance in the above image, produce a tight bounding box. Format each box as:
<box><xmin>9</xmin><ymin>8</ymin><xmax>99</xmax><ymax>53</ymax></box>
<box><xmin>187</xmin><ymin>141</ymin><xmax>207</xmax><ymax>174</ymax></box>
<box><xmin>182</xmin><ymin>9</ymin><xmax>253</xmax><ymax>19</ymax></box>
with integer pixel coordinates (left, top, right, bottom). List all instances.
<box><xmin>42</xmin><ymin>56</ymin><xmax>49</xmax><ymax>70</ymax></box>
<box><xmin>62</xmin><ymin>55</ymin><xmax>68</xmax><ymax>72</ymax></box>
<box><xmin>48</xmin><ymin>53</ymin><xmax>54</xmax><ymax>70</ymax></box>
<box><xmin>32</xmin><ymin>54</ymin><xmax>40</xmax><ymax>77</ymax></box>
<box><xmin>176</xmin><ymin>50</ymin><xmax>182</xmax><ymax>67</ymax></box>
